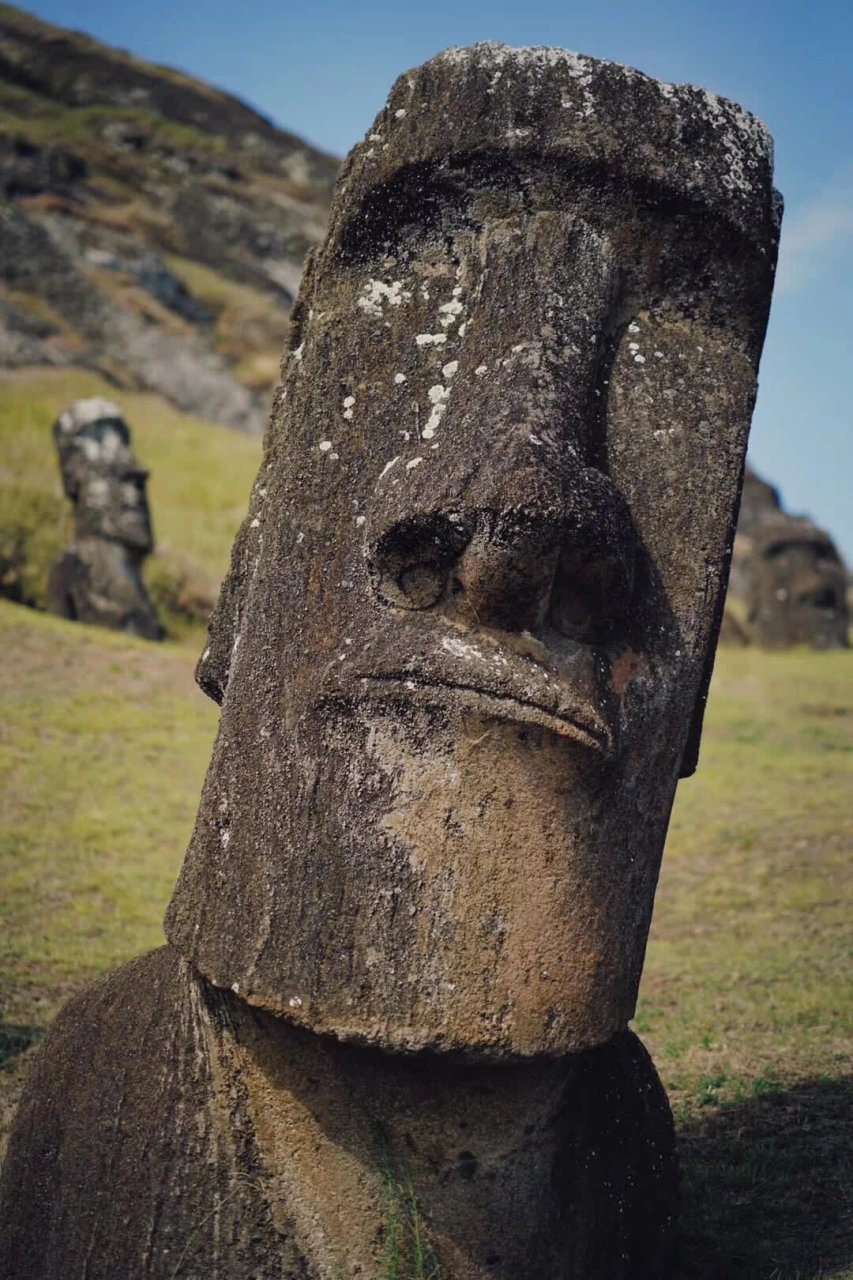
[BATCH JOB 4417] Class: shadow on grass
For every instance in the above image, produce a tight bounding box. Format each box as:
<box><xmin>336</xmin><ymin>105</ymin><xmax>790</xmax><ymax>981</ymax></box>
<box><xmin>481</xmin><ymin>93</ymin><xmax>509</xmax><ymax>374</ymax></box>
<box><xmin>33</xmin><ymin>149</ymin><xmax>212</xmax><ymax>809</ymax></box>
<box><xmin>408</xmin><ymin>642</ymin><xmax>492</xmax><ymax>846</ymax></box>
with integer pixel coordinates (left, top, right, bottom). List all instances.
<box><xmin>677</xmin><ymin>1076</ymin><xmax>852</xmax><ymax>1279</ymax></box>
<box><xmin>0</xmin><ymin>1024</ymin><xmax>43</xmax><ymax>1072</ymax></box>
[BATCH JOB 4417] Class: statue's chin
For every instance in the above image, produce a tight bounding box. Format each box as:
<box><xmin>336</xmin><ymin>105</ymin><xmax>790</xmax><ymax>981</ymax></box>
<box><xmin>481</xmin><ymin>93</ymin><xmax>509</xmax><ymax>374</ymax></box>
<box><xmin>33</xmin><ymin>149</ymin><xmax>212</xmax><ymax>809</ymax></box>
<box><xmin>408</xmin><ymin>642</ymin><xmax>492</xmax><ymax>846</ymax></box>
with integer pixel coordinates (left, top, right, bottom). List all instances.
<box><xmin>248</xmin><ymin>702</ymin><xmax>642</xmax><ymax>1058</ymax></box>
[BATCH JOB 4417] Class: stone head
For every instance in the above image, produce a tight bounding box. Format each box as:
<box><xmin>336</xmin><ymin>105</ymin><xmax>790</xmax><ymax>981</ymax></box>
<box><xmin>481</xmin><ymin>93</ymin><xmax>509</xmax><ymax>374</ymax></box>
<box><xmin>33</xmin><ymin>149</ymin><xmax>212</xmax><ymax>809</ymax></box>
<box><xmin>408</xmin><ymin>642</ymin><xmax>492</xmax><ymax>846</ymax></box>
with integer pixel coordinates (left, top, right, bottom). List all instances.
<box><xmin>749</xmin><ymin>519</ymin><xmax>848</xmax><ymax>649</ymax></box>
<box><xmin>167</xmin><ymin>45</ymin><xmax>780</xmax><ymax>1059</ymax></box>
<box><xmin>54</xmin><ymin>398</ymin><xmax>154</xmax><ymax>554</ymax></box>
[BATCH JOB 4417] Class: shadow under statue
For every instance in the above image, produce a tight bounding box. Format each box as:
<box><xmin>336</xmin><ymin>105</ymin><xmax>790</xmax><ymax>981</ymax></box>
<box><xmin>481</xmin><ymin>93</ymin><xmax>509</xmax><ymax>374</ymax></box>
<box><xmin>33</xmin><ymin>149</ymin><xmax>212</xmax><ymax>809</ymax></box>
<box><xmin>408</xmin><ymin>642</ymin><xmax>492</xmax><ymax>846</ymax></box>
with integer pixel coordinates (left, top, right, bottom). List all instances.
<box><xmin>47</xmin><ymin>396</ymin><xmax>164</xmax><ymax>640</ymax></box>
<box><xmin>0</xmin><ymin>44</ymin><xmax>779</xmax><ymax>1280</ymax></box>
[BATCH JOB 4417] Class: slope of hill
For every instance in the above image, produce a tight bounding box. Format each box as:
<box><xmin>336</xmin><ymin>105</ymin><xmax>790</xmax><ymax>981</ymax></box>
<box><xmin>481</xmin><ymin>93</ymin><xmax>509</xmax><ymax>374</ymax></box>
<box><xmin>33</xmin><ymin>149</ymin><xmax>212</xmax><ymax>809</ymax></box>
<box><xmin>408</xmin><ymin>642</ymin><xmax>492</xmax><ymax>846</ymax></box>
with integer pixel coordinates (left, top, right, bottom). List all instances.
<box><xmin>0</xmin><ymin>3</ymin><xmax>337</xmax><ymax>430</ymax></box>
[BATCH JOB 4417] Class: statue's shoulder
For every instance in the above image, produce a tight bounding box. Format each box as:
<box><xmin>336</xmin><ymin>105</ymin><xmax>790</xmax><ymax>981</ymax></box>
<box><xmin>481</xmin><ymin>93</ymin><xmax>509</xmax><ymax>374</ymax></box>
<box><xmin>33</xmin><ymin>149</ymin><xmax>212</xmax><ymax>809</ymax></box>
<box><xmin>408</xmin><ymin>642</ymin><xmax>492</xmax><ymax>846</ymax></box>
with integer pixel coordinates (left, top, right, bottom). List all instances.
<box><xmin>0</xmin><ymin>946</ymin><xmax>299</xmax><ymax>1279</ymax></box>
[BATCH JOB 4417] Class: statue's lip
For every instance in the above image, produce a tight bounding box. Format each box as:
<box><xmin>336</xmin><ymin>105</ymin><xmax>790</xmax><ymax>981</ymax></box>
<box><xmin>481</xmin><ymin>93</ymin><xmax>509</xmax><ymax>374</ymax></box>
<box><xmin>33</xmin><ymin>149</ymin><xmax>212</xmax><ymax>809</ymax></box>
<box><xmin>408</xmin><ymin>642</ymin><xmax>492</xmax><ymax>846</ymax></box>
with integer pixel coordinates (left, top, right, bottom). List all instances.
<box><xmin>356</xmin><ymin>672</ymin><xmax>612</xmax><ymax>756</ymax></box>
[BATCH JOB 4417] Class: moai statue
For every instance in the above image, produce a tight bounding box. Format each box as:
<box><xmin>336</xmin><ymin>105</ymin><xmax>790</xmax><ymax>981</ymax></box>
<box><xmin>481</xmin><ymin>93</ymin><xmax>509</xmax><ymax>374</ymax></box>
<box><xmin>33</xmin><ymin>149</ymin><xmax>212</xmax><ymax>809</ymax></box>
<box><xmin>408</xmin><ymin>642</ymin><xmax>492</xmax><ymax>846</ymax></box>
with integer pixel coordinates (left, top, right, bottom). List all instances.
<box><xmin>47</xmin><ymin>397</ymin><xmax>164</xmax><ymax>640</ymax></box>
<box><xmin>746</xmin><ymin>518</ymin><xmax>848</xmax><ymax>648</ymax></box>
<box><xmin>728</xmin><ymin>466</ymin><xmax>848</xmax><ymax>648</ymax></box>
<box><xmin>0</xmin><ymin>45</ymin><xmax>779</xmax><ymax>1280</ymax></box>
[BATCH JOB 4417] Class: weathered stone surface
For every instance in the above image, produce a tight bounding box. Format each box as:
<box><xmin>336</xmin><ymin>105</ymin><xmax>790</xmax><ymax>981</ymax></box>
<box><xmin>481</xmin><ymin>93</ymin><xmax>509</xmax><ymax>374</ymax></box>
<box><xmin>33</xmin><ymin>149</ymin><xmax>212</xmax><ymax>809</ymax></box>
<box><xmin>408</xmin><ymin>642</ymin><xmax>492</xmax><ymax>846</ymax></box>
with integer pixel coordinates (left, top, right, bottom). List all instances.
<box><xmin>0</xmin><ymin>946</ymin><xmax>675</xmax><ymax>1280</ymax></box>
<box><xmin>727</xmin><ymin>465</ymin><xmax>848</xmax><ymax>649</ymax></box>
<box><xmin>47</xmin><ymin>396</ymin><xmax>164</xmax><ymax>639</ymax></box>
<box><xmin>171</xmin><ymin>42</ymin><xmax>779</xmax><ymax>1060</ymax></box>
<box><xmin>1</xmin><ymin>43</ymin><xmax>779</xmax><ymax>1279</ymax></box>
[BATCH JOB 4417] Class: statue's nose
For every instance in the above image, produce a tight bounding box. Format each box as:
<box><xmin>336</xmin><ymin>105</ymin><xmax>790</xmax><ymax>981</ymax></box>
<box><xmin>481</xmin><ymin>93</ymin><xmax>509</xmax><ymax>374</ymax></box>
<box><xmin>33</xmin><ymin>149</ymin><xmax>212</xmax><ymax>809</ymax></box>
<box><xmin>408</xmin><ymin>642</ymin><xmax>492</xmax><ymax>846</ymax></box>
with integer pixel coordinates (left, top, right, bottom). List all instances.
<box><xmin>369</xmin><ymin>463</ymin><xmax>635</xmax><ymax>645</ymax></box>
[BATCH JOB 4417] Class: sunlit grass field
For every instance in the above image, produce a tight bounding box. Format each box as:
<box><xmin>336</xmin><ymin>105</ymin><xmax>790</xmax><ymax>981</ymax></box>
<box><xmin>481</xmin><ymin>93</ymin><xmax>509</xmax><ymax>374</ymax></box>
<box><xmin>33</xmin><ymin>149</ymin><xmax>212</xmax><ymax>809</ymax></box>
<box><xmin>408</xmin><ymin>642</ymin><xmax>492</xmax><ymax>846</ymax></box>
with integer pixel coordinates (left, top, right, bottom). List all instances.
<box><xmin>0</xmin><ymin>367</ymin><xmax>850</xmax><ymax>1277</ymax></box>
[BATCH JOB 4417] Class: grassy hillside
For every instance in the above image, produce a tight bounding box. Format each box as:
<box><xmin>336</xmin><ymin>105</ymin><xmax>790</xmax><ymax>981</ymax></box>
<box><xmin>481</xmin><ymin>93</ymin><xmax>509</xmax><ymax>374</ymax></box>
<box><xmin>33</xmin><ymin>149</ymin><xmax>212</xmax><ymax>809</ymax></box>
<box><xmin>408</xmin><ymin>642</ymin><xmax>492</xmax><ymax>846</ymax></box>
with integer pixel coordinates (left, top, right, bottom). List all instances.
<box><xmin>0</xmin><ymin>366</ymin><xmax>260</xmax><ymax>633</ymax></box>
<box><xmin>0</xmin><ymin>2</ymin><xmax>335</xmax><ymax>421</ymax></box>
<box><xmin>0</xmin><ymin>597</ymin><xmax>849</xmax><ymax>1276</ymax></box>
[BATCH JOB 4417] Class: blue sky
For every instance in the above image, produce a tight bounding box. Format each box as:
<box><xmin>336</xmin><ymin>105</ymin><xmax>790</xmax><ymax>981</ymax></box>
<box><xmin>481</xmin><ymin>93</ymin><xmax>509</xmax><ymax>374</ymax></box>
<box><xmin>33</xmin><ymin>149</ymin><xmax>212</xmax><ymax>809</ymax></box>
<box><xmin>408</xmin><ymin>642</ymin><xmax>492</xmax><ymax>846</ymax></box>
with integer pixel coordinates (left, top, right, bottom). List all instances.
<box><xmin>26</xmin><ymin>0</ymin><xmax>853</xmax><ymax>559</ymax></box>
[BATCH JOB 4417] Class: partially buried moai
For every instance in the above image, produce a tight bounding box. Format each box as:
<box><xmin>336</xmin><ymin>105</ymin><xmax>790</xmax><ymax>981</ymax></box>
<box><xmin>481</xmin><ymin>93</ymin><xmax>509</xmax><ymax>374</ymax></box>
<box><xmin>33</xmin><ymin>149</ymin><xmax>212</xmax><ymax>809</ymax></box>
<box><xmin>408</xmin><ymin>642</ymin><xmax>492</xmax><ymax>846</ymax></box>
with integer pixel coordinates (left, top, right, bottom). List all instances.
<box><xmin>47</xmin><ymin>397</ymin><xmax>163</xmax><ymax>640</ymax></box>
<box><xmin>0</xmin><ymin>45</ymin><xmax>780</xmax><ymax>1280</ymax></box>
<box><xmin>728</xmin><ymin>467</ymin><xmax>848</xmax><ymax>649</ymax></box>
<box><xmin>746</xmin><ymin>520</ymin><xmax>848</xmax><ymax>648</ymax></box>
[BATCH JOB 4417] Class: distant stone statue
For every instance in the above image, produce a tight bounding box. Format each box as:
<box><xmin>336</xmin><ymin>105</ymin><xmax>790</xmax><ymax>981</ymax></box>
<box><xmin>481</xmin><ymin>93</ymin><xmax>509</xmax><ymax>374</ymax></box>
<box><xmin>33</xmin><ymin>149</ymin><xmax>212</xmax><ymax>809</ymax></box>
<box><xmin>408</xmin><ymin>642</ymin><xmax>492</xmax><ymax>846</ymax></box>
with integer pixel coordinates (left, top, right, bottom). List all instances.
<box><xmin>728</xmin><ymin>465</ymin><xmax>848</xmax><ymax>649</ymax></box>
<box><xmin>744</xmin><ymin>519</ymin><xmax>848</xmax><ymax>648</ymax></box>
<box><xmin>0</xmin><ymin>45</ymin><xmax>779</xmax><ymax>1279</ymax></box>
<box><xmin>47</xmin><ymin>397</ymin><xmax>163</xmax><ymax>640</ymax></box>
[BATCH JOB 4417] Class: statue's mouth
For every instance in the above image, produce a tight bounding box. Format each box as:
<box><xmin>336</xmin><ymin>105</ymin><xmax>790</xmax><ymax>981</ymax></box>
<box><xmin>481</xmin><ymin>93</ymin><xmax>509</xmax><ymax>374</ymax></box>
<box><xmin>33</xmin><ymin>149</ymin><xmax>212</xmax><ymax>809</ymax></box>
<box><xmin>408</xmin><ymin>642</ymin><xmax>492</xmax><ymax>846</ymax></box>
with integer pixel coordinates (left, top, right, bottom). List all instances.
<box><xmin>320</xmin><ymin>624</ymin><xmax>615</xmax><ymax>759</ymax></box>
<box><xmin>357</xmin><ymin>673</ymin><xmax>611</xmax><ymax>755</ymax></box>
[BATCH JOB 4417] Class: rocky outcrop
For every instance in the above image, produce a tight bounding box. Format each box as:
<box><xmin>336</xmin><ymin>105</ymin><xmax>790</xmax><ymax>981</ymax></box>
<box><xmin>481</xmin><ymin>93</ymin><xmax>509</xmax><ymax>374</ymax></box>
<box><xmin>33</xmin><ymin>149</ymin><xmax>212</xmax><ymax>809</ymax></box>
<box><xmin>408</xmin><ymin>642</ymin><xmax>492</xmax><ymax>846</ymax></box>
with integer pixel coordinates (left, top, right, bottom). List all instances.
<box><xmin>0</xmin><ymin>2</ymin><xmax>337</xmax><ymax>431</ymax></box>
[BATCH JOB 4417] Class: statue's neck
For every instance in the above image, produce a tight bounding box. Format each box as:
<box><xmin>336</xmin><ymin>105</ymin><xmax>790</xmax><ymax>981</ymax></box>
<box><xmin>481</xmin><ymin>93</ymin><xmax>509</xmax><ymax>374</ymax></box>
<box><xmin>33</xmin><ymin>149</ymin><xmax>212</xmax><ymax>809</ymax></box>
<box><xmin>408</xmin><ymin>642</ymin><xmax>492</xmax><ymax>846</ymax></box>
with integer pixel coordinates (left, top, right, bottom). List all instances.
<box><xmin>223</xmin><ymin>990</ymin><xmax>661</xmax><ymax>1280</ymax></box>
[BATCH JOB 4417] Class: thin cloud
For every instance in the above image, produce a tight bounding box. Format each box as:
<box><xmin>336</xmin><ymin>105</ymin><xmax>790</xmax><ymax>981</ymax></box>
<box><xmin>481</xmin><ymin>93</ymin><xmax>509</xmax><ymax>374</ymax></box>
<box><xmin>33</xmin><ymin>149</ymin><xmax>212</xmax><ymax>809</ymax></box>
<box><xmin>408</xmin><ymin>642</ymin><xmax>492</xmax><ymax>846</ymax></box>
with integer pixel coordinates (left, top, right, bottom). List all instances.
<box><xmin>776</xmin><ymin>178</ymin><xmax>853</xmax><ymax>295</ymax></box>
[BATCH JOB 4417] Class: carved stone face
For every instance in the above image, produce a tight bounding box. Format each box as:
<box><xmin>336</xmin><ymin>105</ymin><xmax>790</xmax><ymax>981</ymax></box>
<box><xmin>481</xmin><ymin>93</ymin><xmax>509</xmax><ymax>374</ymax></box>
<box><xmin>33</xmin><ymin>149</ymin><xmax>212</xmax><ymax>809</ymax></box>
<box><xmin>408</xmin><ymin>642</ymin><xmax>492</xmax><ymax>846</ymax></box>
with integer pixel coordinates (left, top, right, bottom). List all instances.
<box><xmin>54</xmin><ymin>398</ymin><xmax>154</xmax><ymax>554</ymax></box>
<box><xmin>749</xmin><ymin>522</ymin><xmax>849</xmax><ymax>649</ymax></box>
<box><xmin>167</xmin><ymin>45</ymin><xmax>779</xmax><ymax>1059</ymax></box>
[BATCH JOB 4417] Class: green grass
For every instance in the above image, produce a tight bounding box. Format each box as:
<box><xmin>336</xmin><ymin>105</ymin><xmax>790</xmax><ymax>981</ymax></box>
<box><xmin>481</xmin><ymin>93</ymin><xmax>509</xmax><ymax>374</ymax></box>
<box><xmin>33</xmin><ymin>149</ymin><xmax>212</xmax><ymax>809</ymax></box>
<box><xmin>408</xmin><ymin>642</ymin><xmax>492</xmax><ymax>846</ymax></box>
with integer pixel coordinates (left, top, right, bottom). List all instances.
<box><xmin>0</xmin><ymin>367</ymin><xmax>260</xmax><ymax>634</ymax></box>
<box><xmin>0</xmin><ymin>602</ymin><xmax>217</xmax><ymax>1028</ymax></box>
<box><xmin>637</xmin><ymin>646</ymin><xmax>852</xmax><ymax>1279</ymax></box>
<box><xmin>0</xmin><ymin>591</ymin><xmax>849</xmax><ymax>1276</ymax></box>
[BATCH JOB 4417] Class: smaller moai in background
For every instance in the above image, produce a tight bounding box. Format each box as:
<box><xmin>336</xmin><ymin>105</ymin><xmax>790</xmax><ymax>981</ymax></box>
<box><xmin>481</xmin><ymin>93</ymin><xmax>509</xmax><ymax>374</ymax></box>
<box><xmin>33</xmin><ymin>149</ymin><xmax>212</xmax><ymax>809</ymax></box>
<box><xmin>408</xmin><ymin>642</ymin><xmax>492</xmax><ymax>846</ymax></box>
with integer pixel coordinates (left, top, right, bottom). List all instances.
<box><xmin>48</xmin><ymin>397</ymin><xmax>164</xmax><ymax>640</ymax></box>
<box><xmin>728</xmin><ymin>466</ymin><xmax>848</xmax><ymax>649</ymax></box>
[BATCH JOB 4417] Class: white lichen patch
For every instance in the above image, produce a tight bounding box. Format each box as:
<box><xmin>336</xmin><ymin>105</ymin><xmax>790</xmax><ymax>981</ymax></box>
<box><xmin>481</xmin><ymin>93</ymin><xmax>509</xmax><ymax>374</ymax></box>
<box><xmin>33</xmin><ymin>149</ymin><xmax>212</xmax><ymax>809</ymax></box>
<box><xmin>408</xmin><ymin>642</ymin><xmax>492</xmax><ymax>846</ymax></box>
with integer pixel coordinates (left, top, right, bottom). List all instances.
<box><xmin>406</xmin><ymin>457</ymin><xmax>424</xmax><ymax>470</ymax></box>
<box><xmin>416</xmin><ymin>332</ymin><xmax>448</xmax><ymax>346</ymax></box>
<box><xmin>378</xmin><ymin>456</ymin><xmax>400</xmax><ymax>481</ymax></box>
<box><xmin>422</xmin><ymin>383</ymin><xmax>450</xmax><ymax>440</ymax></box>
<box><xmin>358</xmin><ymin>279</ymin><xmax>412</xmax><ymax>318</ymax></box>
<box><xmin>394</xmin><ymin>372</ymin><xmax>407</xmax><ymax>384</ymax></box>
<box><xmin>442</xmin><ymin>360</ymin><xmax>459</xmax><ymax>379</ymax></box>
<box><xmin>475</xmin><ymin>364</ymin><xmax>487</xmax><ymax>376</ymax></box>
<box><xmin>318</xmin><ymin>440</ymin><xmax>333</xmax><ymax>452</ymax></box>
<box><xmin>438</xmin><ymin>298</ymin><xmax>464</xmax><ymax>328</ymax></box>
<box><xmin>423</xmin><ymin>406</ymin><xmax>446</xmax><ymax>440</ymax></box>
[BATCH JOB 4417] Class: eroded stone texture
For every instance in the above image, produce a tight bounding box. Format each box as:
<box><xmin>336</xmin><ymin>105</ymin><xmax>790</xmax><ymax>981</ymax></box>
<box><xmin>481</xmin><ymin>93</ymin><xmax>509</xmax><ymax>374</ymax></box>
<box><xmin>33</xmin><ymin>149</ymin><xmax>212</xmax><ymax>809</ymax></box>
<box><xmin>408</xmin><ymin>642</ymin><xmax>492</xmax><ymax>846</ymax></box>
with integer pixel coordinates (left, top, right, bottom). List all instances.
<box><xmin>1</xmin><ymin>43</ymin><xmax>779</xmax><ymax>1280</ymax></box>
<box><xmin>47</xmin><ymin>397</ymin><xmax>164</xmax><ymax>640</ymax></box>
<box><xmin>0</xmin><ymin>947</ymin><xmax>674</xmax><ymax>1280</ymax></box>
<box><xmin>728</xmin><ymin>466</ymin><xmax>848</xmax><ymax>648</ymax></box>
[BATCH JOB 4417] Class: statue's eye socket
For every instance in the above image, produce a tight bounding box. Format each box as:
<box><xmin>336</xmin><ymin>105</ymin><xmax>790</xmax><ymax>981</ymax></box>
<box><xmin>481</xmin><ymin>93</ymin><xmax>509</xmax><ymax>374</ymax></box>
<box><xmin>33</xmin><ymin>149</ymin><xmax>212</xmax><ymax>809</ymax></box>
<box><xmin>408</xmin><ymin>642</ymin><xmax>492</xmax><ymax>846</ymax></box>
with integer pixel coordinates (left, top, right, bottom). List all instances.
<box><xmin>338</xmin><ymin>167</ymin><xmax>468</xmax><ymax>265</ymax></box>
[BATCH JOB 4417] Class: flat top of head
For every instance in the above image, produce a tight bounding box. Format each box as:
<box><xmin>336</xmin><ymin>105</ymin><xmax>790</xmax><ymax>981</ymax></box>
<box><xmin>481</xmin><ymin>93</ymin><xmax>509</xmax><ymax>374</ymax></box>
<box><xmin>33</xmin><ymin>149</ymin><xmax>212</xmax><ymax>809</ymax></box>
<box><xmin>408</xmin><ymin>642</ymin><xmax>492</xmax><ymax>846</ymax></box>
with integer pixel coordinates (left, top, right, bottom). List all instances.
<box><xmin>56</xmin><ymin>398</ymin><xmax>126</xmax><ymax>436</ymax></box>
<box><xmin>335</xmin><ymin>42</ymin><xmax>778</xmax><ymax>247</ymax></box>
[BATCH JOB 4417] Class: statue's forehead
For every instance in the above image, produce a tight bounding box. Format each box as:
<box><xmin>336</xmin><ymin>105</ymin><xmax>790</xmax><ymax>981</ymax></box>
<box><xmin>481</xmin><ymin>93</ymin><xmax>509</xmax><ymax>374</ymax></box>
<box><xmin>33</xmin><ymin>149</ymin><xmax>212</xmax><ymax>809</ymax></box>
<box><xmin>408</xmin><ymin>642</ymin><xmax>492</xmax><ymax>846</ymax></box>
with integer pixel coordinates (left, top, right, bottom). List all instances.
<box><xmin>329</xmin><ymin>44</ymin><xmax>778</xmax><ymax>253</ymax></box>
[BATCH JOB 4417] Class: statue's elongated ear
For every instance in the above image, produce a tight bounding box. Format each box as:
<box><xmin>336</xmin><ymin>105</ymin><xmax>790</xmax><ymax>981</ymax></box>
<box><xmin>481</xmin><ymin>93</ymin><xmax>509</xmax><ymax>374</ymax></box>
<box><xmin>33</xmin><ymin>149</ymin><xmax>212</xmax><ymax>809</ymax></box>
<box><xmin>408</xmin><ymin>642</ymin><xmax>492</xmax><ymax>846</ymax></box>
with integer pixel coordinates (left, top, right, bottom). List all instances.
<box><xmin>680</xmin><ymin>461</ymin><xmax>747</xmax><ymax>777</ymax></box>
<box><xmin>679</xmin><ymin>644</ymin><xmax>715</xmax><ymax>778</ymax></box>
<box><xmin>195</xmin><ymin>250</ymin><xmax>320</xmax><ymax>705</ymax></box>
